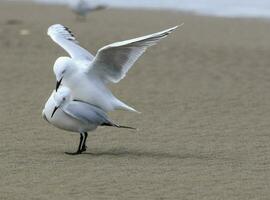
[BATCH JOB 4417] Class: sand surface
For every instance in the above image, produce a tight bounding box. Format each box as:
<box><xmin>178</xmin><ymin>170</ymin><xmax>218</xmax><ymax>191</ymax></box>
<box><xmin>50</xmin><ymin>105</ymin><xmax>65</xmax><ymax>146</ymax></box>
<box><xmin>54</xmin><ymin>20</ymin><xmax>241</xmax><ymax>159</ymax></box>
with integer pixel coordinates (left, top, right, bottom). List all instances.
<box><xmin>1</xmin><ymin>2</ymin><xmax>270</xmax><ymax>200</ymax></box>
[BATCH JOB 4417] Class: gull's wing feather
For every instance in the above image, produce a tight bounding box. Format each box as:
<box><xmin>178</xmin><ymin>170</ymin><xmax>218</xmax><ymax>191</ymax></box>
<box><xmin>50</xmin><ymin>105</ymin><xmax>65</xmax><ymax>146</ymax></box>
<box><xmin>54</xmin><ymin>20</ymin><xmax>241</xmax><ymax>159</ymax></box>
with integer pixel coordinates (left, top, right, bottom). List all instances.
<box><xmin>48</xmin><ymin>24</ymin><xmax>94</xmax><ymax>61</ymax></box>
<box><xmin>88</xmin><ymin>25</ymin><xmax>180</xmax><ymax>83</ymax></box>
<box><xmin>63</xmin><ymin>101</ymin><xmax>113</xmax><ymax>125</ymax></box>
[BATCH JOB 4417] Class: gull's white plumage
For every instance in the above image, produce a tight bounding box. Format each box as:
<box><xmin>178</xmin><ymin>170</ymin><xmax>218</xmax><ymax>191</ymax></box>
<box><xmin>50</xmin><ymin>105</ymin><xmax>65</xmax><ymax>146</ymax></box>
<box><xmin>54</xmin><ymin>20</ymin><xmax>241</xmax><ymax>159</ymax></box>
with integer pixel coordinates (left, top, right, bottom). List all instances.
<box><xmin>42</xmin><ymin>86</ymin><xmax>135</xmax><ymax>154</ymax></box>
<box><xmin>48</xmin><ymin>24</ymin><xmax>180</xmax><ymax>112</ymax></box>
<box><xmin>43</xmin><ymin>87</ymin><xmax>115</xmax><ymax>133</ymax></box>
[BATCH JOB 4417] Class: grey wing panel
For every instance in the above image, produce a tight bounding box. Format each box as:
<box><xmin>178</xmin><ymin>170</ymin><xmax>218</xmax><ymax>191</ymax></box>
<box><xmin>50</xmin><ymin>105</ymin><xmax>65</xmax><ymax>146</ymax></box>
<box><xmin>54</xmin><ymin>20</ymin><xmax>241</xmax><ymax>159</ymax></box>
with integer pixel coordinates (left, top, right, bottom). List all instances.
<box><xmin>63</xmin><ymin>102</ymin><xmax>112</xmax><ymax>125</ymax></box>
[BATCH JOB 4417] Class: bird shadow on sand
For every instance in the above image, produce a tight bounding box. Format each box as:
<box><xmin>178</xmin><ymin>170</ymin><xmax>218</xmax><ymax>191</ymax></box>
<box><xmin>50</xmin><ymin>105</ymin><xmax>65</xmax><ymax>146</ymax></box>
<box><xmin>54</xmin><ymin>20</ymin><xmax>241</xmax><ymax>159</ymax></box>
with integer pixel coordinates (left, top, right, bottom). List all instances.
<box><xmin>81</xmin><ymin>147</ymin><xmax>212</xmax><ymax>160</ymax></box>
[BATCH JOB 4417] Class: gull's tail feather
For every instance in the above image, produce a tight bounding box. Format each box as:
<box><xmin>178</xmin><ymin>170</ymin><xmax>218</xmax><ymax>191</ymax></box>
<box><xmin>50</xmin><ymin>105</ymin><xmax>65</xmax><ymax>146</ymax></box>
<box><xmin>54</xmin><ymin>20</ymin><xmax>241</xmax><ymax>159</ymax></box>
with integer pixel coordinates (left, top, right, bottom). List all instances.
<box><xmin>115</xmin><ymin>124</ymin><xmax>137</xmax><ymax>130</ymax></box>
<box><xmin>113</xmin><ymin>98</ymin><xmax>140</xmax><ymax>113</ymax></box>
<box><xmin>101</xmin><ymin>122</ymin><xmax>137</xmax><ymax>130</ymax></box>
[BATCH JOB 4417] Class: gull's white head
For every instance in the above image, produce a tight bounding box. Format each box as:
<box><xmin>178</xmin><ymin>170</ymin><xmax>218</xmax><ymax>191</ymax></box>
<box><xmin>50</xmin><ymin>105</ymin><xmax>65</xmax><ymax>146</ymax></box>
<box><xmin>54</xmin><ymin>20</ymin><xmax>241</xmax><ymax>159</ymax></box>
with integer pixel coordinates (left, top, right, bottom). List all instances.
<box><xmin>51</xmin><ymin>87</ymin><xmax>72</xmax><ymax>118</ymax></box>
<box><xmin>54</xmin><ymin>57</ymin><xmax>76</xmax><ymax>91</ymax></box>
<box><xmin>53</xmin><ymin>86</ymin><xmax>72</xmax><ymax>107</ymax></box>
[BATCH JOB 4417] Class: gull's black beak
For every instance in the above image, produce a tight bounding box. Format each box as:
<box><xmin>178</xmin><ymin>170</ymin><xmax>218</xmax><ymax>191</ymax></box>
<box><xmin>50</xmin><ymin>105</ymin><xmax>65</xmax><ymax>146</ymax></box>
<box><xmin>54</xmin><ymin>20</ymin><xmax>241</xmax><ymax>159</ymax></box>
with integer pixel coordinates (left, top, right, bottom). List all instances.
<box><xmin>51</xmin><ymin>106</ymin><xmax>59</xmax><ymax>118</ymax></box>
<box><xmin>56</xmin><ymin>77</ymin><xmax>63</xmax><ymax>92</ymax></box>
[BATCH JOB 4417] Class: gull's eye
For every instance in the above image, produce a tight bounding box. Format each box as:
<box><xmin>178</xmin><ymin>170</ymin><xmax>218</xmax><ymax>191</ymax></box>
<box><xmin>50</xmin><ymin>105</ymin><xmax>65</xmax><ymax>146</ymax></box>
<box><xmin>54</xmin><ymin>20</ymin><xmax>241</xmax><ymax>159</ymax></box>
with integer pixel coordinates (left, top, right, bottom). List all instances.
<box><xmin>63</xmin><ymin>97</ymin><xmax>66</xmax><ymax>101</ymax></box>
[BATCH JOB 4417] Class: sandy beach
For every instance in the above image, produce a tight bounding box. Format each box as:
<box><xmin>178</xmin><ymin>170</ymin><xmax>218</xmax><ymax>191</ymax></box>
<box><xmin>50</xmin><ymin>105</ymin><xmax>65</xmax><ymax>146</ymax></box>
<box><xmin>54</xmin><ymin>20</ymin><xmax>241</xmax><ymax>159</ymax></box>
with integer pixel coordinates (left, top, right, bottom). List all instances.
<box><xmin>1</xmin><ymin>2</ymin><xmax>270</xmax><ymax>199</ymax></box>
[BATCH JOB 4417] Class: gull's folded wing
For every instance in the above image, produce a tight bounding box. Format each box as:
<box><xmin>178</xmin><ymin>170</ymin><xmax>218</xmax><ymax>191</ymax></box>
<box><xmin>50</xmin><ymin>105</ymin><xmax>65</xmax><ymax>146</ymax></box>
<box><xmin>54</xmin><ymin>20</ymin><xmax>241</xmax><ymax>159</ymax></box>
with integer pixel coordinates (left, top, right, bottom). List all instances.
<box><xmin>63</xmin><ymin>101</ymin><xmax>113</xmax><ymax>125</ymax></box>
<box><xmin>88</xmin><ymin>25</ymin><xmax>180</xmax><ymax>83</ymax></box>
<box><xmin>48</xmin><ymin>24</ymin><xmax>94</xmax><ymax>62</ymax></box>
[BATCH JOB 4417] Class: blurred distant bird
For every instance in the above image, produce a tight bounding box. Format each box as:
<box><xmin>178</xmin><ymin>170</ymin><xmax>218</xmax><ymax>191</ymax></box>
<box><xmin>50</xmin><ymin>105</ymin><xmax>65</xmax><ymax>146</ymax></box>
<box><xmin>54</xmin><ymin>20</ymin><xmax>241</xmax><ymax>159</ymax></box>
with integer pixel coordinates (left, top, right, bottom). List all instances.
<box><xmin>42</xmin><ymin>87</ymin><xmax>135</xmax><ymax>155</ymax></box>
<box><xmin>68</xmin><ymin>0</ymin><xmax>106</xmax><ymax>21</ymax></box>
<box><xmin>47</xmin><ymin>24</ymin><xmax>180</xmax><ymax>113</ymax></box>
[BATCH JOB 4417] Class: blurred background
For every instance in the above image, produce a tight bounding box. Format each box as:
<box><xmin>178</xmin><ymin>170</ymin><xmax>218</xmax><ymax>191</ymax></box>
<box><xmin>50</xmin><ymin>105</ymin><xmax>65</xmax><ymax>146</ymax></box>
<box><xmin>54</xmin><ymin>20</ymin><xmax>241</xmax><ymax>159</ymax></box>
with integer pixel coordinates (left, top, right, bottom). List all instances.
<box><xmin>1</xmin><ymin>0</ymin><xmax>270</xmax><ymax>200</ymax></box>
<box><xmin>4</xmin><ymin>0</ymin><xmax>270</xmax><ymax>18</ymax></box>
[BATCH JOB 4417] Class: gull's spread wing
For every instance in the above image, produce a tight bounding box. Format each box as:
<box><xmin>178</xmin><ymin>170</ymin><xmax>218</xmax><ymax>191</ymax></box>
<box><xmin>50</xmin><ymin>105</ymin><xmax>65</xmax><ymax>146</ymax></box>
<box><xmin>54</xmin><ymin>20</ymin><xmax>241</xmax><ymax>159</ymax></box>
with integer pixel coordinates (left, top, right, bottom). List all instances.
<box><xmin>88</xmin><ymin>25</ymin><xmax>180</xmax><ymax>83</ymax></box>
<box><xmin>48</xmin><ymin>24</ymin><xmax>94</xmax><ymax>62</ymax></box>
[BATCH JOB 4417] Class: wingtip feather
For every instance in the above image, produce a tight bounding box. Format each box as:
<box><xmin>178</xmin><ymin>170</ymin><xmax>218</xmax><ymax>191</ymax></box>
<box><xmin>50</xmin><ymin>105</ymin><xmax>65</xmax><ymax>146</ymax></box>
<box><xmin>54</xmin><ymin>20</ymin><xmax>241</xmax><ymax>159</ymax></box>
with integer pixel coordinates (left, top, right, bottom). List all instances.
<box><xmin>164</xmin><ymin>23</ymin><xmax>183</xmax><ymax>33</ymax></box>
<box><xmin>47</xmin><ymin>24</ymin><xmax>77</xmax><ymax>42</ymax></box>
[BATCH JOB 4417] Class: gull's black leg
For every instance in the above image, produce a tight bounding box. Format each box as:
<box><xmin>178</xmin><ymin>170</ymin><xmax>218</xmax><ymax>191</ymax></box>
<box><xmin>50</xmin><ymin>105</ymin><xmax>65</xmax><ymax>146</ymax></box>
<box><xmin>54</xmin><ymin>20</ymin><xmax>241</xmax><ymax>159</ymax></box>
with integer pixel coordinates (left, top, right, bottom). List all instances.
<box><xmin>65</xmin><ymin>133</ymin><xmax>84</xmax><ymax>155</ymax></box>
<box><xmin>81</xmin><ymin>132</ymin><xmax>88</xmax><ymax>152</ymax></box>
